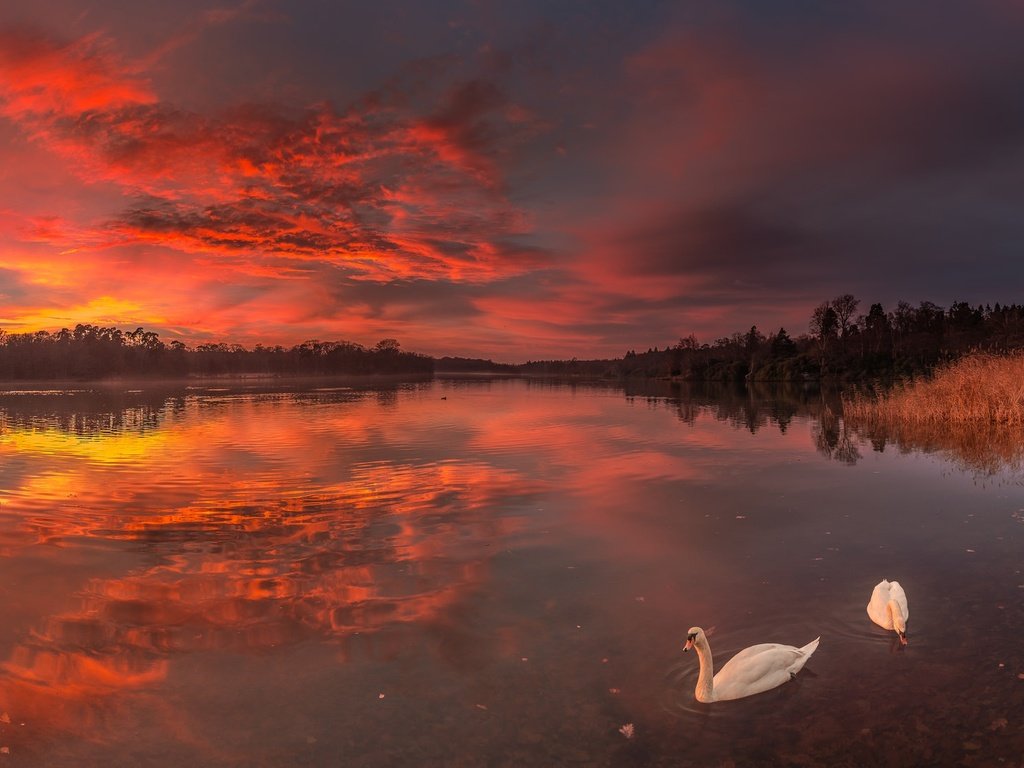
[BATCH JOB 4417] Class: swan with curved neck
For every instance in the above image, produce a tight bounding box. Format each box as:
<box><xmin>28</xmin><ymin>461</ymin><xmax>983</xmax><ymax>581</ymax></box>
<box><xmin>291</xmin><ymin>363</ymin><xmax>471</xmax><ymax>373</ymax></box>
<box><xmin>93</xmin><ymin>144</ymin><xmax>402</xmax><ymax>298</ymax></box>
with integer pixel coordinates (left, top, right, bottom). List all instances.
<box><xmin>683</xmin><ymin>627</ymin><xmax>819</xmax><ymax>703</ymax></box>
<box><xmin>867</xmin><ymin>579</ymin><xmax>909</xmax><ymax>645</ymax></box>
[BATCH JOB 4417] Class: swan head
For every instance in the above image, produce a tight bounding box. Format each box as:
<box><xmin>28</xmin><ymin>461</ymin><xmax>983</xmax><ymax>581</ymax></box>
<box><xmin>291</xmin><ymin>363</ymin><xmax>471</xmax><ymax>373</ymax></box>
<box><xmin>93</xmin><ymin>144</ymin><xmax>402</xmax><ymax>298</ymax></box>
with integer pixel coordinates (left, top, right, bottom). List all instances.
<box><xmin>894</xmin><ymin>622</ymin><xmax>908</xmax><ymax>645</ymax></box>
<box><xmin>683</xmin><ymin>626</ymin><xmax>704</xmax><ymax>652</ymax></box>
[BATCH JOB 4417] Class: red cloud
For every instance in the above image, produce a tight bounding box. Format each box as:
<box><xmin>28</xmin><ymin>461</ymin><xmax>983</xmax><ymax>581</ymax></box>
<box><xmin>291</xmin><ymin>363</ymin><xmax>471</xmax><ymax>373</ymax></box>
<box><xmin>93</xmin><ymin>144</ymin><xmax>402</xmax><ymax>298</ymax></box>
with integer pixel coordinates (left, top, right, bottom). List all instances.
<box><xmin>0</xmin><ymin>31</ymin><xmax>155</xmax><ymax>120</ymax></box>
<box><xmin>0</xmin><ymin>30</ymin><xmax>544</xmax><ymax>284</ymax></box>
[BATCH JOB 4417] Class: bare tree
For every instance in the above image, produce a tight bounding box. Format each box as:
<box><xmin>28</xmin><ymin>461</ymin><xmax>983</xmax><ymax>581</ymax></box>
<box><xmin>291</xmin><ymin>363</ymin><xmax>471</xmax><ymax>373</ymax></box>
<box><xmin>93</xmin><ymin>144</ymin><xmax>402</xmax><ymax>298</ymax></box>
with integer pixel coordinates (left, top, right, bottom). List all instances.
<box><xmin>830</xmin><ymin>294</ymin><xmax>860</xmax><ymax>338</ymax></box>
<box><xmin>810</xmin><ymin>302</ymin><xmax>839</xmax><ymax>340</ymax></box>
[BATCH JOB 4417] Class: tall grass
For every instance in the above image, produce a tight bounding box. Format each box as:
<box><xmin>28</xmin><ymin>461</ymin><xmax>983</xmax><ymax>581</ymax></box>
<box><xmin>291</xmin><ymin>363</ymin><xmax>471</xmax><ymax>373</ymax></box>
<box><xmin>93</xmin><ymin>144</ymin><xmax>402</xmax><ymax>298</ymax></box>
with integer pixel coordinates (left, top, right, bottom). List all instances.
<box><xmin>842</xmin><ymin>352</ymin><xmax>1024</xmax><ymax>474</ymax></box>
<box><xmin>843</xmin><ymin>352</ymin><xmax>1024</xmax><ymax>425</ymax></box>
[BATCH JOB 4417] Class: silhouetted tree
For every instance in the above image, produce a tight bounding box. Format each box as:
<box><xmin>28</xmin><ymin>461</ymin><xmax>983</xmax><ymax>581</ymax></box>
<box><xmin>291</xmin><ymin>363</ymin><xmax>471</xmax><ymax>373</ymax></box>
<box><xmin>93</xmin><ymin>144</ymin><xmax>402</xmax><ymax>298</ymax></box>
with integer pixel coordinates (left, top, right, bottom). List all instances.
<box><xmin>0</xmin><ymin>326</ymin><xmax>432</xmax><ymax>380</ymax></box>
<box><xmin>810</xmin><ymin>303</ymin><xmax>839</xmax><ymax>341</ymax></box>
<box><xmin>830</xmin><ymin>294</ymin><xmax>860</xmax><ymax>338</ymax></box>
<box><xmin>769</xmin><ymin>327</ymin><xmax>797</xmax><ymax>358</ymax></box>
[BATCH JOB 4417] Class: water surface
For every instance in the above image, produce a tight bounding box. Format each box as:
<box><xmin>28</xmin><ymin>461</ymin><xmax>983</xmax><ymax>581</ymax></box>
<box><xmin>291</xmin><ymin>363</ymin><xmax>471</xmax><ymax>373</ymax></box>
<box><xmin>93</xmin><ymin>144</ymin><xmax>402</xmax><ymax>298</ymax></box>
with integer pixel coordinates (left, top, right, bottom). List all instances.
<box><xmin>0</xmin><ymin>379</ymin><xmax>1021</xmax><ymax>766</ymax></box>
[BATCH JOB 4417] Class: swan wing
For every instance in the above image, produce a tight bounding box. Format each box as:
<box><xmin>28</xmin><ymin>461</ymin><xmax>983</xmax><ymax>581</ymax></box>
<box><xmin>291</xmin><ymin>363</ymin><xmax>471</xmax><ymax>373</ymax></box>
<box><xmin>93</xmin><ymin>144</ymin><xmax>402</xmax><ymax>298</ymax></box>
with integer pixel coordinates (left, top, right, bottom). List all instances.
<box><xmin>867</xmin><ymin>580</ymin><xmax>894</xmax><ymax>629</ymax></box>
<box><xmin>888</xmin><ymin>580</ymin><xmax>909</xmax><ymax>622</ymax></box>
<box><xmin>712</xmin><ymin>641</ymin><xmax>817</xmax><ymax>701</ymax></box>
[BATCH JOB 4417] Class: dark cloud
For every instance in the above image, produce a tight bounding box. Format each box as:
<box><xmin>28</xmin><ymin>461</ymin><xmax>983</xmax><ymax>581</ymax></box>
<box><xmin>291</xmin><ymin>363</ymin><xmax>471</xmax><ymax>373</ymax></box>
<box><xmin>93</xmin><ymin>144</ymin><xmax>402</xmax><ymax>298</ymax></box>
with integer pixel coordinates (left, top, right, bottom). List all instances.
<box><xmin>328</xmin><ymin>276</ymin><xmax>483</xmax><ymax>322</ymax></box>
<box><xmin>614</xmin><ymin>202</ymin><xmax>815</xmax><ymax>285</ymax></box>
<box><xmin>426</xmin><ymin>79</ymin><xmax>504</xmax><ymax>133</ymax></box>
<box><xmin>117</xmin><ymin>198</ymin><xmax>376</xmax><ymax>254</ymax></box>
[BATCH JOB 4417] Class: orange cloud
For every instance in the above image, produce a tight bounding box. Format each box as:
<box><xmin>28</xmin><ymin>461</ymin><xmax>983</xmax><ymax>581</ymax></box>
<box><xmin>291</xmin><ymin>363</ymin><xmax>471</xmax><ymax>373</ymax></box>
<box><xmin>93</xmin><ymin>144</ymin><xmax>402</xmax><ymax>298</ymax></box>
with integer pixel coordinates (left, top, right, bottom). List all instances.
<box><xmin>0</xmin><ymin>31</ymin><xmax>155</xmax><ymax>120</ymax></box>
<box><xmin>0</xmin><ymin>30</ymin><xmax>543</xmax><ymax>290</ymax></box>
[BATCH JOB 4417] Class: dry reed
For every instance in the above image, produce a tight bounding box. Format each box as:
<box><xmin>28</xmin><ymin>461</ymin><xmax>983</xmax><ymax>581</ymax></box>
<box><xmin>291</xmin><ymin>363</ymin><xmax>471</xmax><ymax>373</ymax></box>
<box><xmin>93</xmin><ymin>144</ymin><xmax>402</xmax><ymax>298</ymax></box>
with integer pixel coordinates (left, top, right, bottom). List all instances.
<box><xmin>842</xmin><ymin>352</ymin><xmax>1024</xmax><ymax>425</ymax></box>
<box><xmin>842</xmin><ymin>352</ymin><xmax>1024</xmax><ymax>474</ymax></box>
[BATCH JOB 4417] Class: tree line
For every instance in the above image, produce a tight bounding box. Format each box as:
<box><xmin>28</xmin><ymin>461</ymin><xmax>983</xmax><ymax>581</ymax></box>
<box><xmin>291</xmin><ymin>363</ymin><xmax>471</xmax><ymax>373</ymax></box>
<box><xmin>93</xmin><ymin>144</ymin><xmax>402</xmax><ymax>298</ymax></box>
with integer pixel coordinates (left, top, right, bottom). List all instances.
<box><xmin>614</xmin><ymin>296</ymin><xmax>1024</xmax><ymax>382</ymax></box>
<box><xmin>3</xmin><ymin>296</ymin><xmax>1022</xmax><ymax>382</ymax></box>
<box><xmin>0</xmin><ymin>325</ymin><xmax>433</xmax><ymax>380</ymax></box>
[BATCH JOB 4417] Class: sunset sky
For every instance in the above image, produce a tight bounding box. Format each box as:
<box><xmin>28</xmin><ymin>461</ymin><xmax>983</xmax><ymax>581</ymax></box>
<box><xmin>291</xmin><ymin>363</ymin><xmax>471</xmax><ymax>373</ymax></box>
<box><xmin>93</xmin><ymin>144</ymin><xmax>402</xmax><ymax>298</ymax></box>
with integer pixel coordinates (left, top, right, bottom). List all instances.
<box><xmin>1</xmin><ymin>0</ymin><xmax>1022</xmax><ymax>361</ymax></box>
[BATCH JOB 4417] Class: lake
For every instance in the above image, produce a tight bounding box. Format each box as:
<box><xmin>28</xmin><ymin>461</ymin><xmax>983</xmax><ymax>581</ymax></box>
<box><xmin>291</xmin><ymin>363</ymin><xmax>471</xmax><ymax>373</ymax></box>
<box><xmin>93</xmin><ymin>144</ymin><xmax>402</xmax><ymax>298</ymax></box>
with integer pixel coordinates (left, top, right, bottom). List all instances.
<box><xmin>0</xmin><ymin>378</ymin><xmax>1022</xmax><ymax>766</ymax></box>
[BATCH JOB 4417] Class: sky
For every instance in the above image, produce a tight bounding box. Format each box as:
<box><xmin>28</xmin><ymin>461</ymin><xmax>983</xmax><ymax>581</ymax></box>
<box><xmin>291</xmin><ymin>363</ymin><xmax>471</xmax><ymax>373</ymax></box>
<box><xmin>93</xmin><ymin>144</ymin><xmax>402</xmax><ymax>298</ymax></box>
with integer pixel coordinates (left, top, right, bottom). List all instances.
<box><xmin>1</xmin><ymin>0</ymin><xmax>1023</xmax><ymax>361</ymax></box>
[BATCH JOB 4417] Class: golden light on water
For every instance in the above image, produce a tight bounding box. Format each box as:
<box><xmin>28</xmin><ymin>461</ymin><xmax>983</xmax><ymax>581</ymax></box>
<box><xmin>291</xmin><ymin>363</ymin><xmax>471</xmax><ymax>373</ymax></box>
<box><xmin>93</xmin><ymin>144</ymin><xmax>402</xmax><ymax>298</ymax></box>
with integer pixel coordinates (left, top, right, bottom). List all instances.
<box><xmin>2</xmin><ymin>428</ymin><xmax>170</xmax><ymax>466</ymax></box>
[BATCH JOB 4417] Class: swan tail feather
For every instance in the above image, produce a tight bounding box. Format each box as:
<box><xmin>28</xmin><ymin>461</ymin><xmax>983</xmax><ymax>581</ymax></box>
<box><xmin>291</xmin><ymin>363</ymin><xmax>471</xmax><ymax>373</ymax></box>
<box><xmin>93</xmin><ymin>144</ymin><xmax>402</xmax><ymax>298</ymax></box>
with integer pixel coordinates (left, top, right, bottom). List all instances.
<box><xmin>799</xmin><ymin>637</ymin><xmax>820</xmax><ymax>657</ymax></box>
<box><xmin>782</xmin><ymin>637</ymin><xmax>819</xmax><ymax>678</ymax></box>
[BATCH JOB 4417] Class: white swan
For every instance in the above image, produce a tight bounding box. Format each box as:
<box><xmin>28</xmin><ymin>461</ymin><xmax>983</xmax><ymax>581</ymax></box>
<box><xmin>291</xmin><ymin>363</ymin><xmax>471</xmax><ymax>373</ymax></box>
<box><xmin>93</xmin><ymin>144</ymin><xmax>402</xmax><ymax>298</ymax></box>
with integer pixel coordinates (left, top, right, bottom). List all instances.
<box><xmin>683</xmin><ymin>626</ymin><xmax>819</xmax><ymax>703</ymax></box>
<box><xmin>867</xmin><ymin>579</ymin><xmax>908</xmax><ymax>645</ymax></box>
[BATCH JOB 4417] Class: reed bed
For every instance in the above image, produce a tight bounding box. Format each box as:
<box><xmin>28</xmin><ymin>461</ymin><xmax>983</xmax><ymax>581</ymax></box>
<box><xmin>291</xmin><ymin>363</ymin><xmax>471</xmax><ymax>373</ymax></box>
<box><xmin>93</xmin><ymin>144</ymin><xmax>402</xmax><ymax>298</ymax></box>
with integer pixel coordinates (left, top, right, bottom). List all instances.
<box><xmin>842</xmin><ymin>352</ymin><xmax>1024</xmax><ymax>474</ymax></box>
<box><xmin>843</xmin><ymin>352</ymin><xmax>1024</xmax><ymax>425</ymax></box>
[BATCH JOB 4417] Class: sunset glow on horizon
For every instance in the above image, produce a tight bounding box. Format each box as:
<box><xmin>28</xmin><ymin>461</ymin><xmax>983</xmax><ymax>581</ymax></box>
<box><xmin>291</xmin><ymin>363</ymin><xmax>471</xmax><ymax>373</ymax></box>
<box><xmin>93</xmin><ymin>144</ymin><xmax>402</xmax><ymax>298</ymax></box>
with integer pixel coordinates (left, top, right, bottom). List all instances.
<box><xmin>2</xmin><ymin>1</ymin><xmax>1023</xmax><ymax>361</ymax></box>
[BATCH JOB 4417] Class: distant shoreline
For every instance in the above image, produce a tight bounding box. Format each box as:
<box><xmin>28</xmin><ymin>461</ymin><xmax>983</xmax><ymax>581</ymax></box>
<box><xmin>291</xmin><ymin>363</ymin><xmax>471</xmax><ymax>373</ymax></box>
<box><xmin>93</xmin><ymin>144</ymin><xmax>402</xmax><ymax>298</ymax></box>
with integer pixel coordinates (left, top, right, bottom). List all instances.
<box><xmin>0</xmin><ymin>372</ymin><xmax>435</xmax><ymax>391</ymax></box>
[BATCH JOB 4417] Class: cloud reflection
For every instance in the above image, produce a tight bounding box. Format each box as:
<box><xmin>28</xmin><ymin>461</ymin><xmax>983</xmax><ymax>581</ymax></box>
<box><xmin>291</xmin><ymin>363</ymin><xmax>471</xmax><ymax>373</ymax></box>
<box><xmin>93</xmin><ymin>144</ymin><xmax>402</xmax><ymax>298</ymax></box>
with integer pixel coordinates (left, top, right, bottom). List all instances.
<box><xmin>0</xmin><ymin>387</ymin><xmax>541</xmax><ymax>742</ymax></box>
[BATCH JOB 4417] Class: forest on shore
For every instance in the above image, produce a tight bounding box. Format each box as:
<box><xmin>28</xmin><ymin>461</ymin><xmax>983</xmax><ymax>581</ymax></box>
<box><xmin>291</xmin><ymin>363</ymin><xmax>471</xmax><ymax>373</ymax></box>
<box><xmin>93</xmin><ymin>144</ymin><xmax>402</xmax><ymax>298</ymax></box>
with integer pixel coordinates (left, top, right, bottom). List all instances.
<box><xmin>0</xmin><ymin>327</ymin><xmax>433</xmax><ymax>380</ymax></box>
<box><xmin>515</xmin><ymin>296</ymin><xmax>1024</xmax><ymax>383</ymax></box>
<box><xmin>1</xmin><ymin>295</ymin><xmax>1022</xmax><ymax>383</ymax></box>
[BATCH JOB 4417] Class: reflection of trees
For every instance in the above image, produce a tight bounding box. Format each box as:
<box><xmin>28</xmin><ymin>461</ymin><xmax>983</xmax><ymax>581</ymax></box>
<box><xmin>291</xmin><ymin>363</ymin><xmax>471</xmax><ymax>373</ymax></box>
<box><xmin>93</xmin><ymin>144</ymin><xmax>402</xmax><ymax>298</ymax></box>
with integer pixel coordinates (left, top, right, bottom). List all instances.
<box><xmin>620</xmin><ymin>379</ymin><xmax>843</xmax><ymax>438</ymax></box>
<box><xmin>629</xmin><ymin>372</ymin><xmax>1024</xmax><ymax>472</ymax></box>
<box><xmin>810</xmin><ymin>408</ymin><xmax>1024</xmax><ymax>474</ymax></box>
<box><xmin>0</xmin><ymin>389</ymin><xmax>178</xmax><ymax>437</ymax></box>
<box><xmin>0</xmin><ymin>383</ymin><xmax>426</xmax><ymax>438</ymax></box>
<box><xmin>812</xmin><ymin>408</ymin><xmax>862</xmax><ymax>465</ymax></box>
<box><xmin>847</xmin><ymin>420</ymin><xmax>1024</xmax><ymax>476</ymax></box>
<box><xmin>617</xmin><ymin>378</ymin><xmax>882</xmax><ymax>465</ymax></box>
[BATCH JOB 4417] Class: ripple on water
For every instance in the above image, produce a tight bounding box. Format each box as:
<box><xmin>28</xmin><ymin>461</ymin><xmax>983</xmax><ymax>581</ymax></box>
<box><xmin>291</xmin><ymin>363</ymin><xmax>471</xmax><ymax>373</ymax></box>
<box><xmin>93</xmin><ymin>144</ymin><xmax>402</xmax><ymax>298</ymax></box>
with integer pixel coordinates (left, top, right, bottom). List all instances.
<box><xmin>659</xmin><ymin>619</ymin><xmax>837</xmax><ymax>718</ymax></box>
<box><xmin>660</xmin><ymin>649</ymin><xmax>825</xmax><ymax>735</ymax></box>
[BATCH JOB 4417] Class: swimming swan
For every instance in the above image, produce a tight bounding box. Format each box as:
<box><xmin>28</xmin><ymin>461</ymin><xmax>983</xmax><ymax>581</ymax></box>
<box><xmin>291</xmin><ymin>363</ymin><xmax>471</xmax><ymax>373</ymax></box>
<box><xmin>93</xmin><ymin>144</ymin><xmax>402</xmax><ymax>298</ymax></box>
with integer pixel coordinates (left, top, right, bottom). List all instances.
<box><xmin>867</xmin><ymin>579</ymin><xmax>909</xmax><ymax>645</ymax></box>
<box><xmin>683</xmin><ymin>626</ymin><xmax>819</xmax><ymax>703</ymax></box>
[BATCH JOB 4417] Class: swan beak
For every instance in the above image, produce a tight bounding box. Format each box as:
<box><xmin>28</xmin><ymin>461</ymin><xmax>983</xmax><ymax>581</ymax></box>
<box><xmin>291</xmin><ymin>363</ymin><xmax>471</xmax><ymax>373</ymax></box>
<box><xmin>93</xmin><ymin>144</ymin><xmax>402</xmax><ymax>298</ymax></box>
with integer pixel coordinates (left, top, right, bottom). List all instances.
<box><xmin>683</xmin><ymin>638</ymin><xmax>694</xmax><ymax>652</ymax></box>
<box><xmin>898</xmin><ymin>631</ymin><xmax>908</xmax><ymax>646</ymax></box>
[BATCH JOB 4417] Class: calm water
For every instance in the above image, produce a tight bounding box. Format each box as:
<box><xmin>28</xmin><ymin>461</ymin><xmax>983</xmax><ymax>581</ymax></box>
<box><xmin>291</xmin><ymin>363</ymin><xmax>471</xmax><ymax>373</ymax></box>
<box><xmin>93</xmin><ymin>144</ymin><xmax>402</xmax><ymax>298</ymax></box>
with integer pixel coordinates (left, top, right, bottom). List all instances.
<box><xmin>0</xmin><ymin>378</ymin><xmax>1022</xmax><ymax>767</ymax></box>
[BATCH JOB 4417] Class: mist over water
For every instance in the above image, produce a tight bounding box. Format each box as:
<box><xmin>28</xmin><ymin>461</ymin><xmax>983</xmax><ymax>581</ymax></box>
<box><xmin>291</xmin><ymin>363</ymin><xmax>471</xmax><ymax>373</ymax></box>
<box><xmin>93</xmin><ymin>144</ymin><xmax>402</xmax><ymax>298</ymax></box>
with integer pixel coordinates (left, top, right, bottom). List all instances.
<box><xmin>0</xmin><ymin>379</ymin><xmax>1021</xmax><ymax>766</ymax></box>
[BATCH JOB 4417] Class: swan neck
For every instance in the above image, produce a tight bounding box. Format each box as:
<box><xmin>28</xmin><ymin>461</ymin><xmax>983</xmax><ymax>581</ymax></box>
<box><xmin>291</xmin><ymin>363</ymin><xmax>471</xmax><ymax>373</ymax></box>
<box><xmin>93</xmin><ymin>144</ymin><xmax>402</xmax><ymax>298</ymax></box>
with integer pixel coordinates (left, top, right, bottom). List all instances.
<box><xmin>694</xmin><ymin>637</ymin><xmax>715</xmax><ymax>702</ymax></box>
<box><xmin>887</xmin><ymin>600</ymin><xmax>905</xmax><ymax>632</ymax></box>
